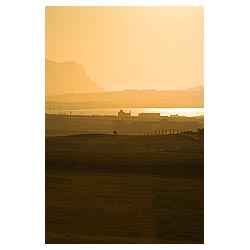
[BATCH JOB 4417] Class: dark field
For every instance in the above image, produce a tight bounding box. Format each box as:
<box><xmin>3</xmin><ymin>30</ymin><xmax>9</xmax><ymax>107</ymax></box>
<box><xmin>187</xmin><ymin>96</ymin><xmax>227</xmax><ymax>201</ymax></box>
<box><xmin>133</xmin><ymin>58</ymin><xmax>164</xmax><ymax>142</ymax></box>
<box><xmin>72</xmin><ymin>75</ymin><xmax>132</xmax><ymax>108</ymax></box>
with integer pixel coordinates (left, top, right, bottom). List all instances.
<box><xmin>46</xmin><ymin>134</ymin><xmax>204</xmax><ymax>244</ymax></box>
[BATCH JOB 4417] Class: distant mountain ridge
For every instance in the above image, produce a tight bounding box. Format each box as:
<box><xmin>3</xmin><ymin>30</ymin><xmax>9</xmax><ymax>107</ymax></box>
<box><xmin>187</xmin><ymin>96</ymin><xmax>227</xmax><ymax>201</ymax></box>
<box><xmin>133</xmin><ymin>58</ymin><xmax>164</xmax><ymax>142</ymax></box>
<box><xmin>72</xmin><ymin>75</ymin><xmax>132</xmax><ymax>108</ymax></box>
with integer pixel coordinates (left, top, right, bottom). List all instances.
<box><xmin>46</xmin><ymin>59</ymin><xmax>203</xmax><ymax>107</ymax></box>
<box><xmin>46</xmin><ymin>88</ymin><xmax>204</xmax><ymax>108</ymax></box>
<box><xmin>182</xmin><ymin>86</ymin><xmax>204</xmax><ymax>91</ymax></box>
<box><xmin>46</xmin><ymin>59</ymin><xmax>104</xmax><ymax>96</ymax></box>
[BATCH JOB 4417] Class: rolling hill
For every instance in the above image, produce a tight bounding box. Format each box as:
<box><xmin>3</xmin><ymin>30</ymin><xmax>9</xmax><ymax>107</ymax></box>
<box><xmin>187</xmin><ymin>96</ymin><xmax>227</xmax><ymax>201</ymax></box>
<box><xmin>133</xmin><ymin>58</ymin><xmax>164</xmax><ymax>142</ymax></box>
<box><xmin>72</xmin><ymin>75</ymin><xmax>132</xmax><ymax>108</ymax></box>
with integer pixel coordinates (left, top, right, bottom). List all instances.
<box><xmin>46</xmin><ymin>87</ymin><xmax>204</xmax><ymax>108</ymax></box>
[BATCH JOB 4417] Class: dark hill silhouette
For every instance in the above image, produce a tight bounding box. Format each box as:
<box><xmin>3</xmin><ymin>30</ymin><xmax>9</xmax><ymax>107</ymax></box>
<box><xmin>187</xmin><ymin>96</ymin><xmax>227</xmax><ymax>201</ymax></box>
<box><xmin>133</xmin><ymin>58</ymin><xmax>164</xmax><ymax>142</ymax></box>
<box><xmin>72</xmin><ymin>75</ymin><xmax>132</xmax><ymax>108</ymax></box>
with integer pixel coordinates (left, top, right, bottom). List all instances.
<box><xmin>46</xmin><ymin>59</ymin><xmax>104</xmax><ymax>95</ymax></box>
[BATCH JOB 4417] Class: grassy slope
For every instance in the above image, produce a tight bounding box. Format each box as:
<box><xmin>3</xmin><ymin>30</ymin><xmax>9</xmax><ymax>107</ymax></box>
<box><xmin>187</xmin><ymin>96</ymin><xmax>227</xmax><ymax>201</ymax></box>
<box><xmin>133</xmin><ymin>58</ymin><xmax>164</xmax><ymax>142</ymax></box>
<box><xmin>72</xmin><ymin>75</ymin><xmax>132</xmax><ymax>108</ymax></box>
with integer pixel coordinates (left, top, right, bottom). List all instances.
<box><xmin>46</xmin><ymin>134</ymin><xmax>204</xmax><ymax>243</ymax></box>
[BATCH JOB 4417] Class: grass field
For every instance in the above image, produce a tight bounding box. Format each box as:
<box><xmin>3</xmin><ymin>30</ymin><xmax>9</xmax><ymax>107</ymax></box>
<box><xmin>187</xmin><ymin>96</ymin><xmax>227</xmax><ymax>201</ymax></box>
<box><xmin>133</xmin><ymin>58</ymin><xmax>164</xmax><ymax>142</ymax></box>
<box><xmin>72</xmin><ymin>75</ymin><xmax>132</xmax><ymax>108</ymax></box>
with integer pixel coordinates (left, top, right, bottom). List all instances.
<box><xmin>46</xmin><ymin>134</ymin><xmax>204</xmax><ymax>244</ymax></box>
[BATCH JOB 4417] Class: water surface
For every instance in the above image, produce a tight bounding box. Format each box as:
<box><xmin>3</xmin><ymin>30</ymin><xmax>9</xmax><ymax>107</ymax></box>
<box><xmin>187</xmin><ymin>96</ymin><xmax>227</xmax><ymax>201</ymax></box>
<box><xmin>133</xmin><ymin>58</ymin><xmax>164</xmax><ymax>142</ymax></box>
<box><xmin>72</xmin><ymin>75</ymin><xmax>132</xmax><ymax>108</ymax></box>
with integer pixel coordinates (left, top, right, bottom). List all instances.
<box><xmin>46</xmin><ymin>108</ymin><xmax>204</xmax><ymax>117</ymax></box>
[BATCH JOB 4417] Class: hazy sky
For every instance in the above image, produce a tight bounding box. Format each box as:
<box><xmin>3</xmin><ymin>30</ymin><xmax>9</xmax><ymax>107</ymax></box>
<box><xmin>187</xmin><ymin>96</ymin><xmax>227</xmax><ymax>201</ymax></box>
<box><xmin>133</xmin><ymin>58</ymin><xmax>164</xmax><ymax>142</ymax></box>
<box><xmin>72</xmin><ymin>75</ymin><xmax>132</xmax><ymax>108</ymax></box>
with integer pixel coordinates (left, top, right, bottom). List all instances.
<box><xmin>46</xmin><ymin>6</ymin><xmax>203</xmax><ymax>91</ymax></box>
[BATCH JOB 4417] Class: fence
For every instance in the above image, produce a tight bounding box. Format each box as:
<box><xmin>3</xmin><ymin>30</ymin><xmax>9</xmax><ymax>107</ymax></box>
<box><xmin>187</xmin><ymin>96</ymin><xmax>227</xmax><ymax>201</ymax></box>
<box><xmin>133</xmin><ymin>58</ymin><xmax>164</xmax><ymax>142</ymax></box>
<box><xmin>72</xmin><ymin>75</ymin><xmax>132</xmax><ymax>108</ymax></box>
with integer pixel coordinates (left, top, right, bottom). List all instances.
<box><xmin>144</xmin><ymin>129</ymin><xmax>204</xmax><ymax>152</ymax></box>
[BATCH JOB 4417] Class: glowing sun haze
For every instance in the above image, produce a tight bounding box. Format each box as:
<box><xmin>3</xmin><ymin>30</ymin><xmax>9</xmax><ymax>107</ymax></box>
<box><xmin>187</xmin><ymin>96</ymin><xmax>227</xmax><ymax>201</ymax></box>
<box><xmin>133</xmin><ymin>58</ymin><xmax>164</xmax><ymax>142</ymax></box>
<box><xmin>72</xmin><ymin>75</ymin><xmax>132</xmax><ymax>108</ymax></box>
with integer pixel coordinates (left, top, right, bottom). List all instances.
<box><xmin>46</xmin><ymin>6</ymin><xmax>203</xmax><ymax>91</ymax></box>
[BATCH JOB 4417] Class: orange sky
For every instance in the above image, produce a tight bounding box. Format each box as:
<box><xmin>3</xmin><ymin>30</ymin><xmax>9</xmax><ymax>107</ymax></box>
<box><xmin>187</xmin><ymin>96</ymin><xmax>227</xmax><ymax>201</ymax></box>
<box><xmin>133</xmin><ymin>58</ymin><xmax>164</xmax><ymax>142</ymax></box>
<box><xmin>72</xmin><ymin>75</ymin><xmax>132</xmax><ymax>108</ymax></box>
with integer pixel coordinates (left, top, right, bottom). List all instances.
<box><xmin>46</xmin><ymin>6</ymin><xmax>203</xmax><ymax>91</ymax></box>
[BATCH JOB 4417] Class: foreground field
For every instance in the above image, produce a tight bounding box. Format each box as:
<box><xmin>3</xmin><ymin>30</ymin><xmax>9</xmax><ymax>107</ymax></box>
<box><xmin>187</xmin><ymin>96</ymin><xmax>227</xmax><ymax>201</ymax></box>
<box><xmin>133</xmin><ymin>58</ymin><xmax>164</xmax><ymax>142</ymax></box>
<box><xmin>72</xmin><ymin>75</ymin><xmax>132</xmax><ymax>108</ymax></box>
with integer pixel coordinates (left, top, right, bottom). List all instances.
<box><xmin>46</xmin><ymin>134</ymin><xmax>203</xmax><ymax>243</ymax></box>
